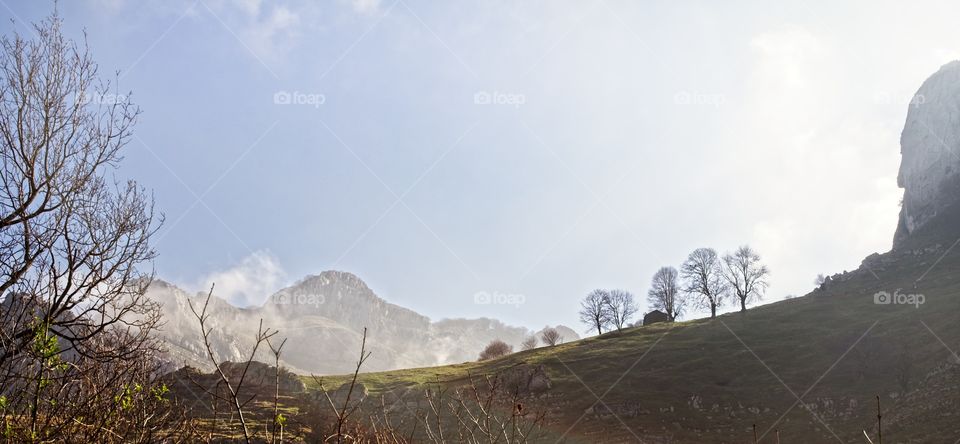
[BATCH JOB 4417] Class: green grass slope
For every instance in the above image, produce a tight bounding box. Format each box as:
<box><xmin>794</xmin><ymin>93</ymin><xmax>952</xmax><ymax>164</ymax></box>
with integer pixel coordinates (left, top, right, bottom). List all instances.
<box><xmin>310</xmin><ymin>205</ymin><xmax>960</xmax><ymax>443</ymax></box>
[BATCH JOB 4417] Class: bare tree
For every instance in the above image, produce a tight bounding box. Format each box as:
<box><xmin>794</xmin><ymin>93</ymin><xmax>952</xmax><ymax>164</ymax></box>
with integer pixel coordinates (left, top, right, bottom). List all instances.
<box><xmin>0</xmin><ymin>12</ymin><xmax>184</xmax><ymax>442</ymax></box>
<box><xmin>648</xmin><ymin>267</ymin><xmax>684</xmax><ymax>321</ymax></box>
<box><xmin>540</xmin><ymin>327</ymin><xmax>563</xmax><ymax>346</ymax></box>
<box><xmin>188</xmin><ymin>285</ymin><xmax>278</xmax><ymax>443</ymax></box>
<box><xmin>314</xmin><ymin>328</ymin><xmax>372</xmax><ymax>444</ymax></box>
<box><xmin>0</xmin><ymin>10</ymin><xmax>156</xmax><ymax>361</ymax></box>
<box><xmin>267</xmin><ymin>337</ymin><xmax>288</xmax><ymax>444</ymax></box>
<box><xmin>520</xmin><ymin>336</ymin><xmax>538</xmax><ymax>351</ymax></box>
<box><xmin>721</xmin><ymin>246</ymin><xmax>770</xmax><ymax>312</ymax></box>
<box><xmin>578</xmin><ymin>289</ymin><xmax>611</xmax><ymax>335</ymax></box>
<box><xmin>604</xmin><ymin>289</ymin><xmax>638</xmax><ymax>332</ymax></box>
<box><xmin>681</xmin><ymin>248</ymin><xmax>728</xmax><ymax>318</ymax></box>
<box><xmin>478</xmin><ymin>339</ymin><xmax>513</xmax><ymax>361</ymax></box>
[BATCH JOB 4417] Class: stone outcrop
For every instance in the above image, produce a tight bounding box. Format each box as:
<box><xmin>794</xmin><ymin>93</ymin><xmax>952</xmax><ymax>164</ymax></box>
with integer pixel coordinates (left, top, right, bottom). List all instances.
<box><xmin>167</xmin><ymin>361</ymin><xmax>306</xmax><ymax>393</ymax></box>
<box><xmin>894</xmin><ymin>60</ymin><xmax>960</xmax><ymax>248</ymax></box>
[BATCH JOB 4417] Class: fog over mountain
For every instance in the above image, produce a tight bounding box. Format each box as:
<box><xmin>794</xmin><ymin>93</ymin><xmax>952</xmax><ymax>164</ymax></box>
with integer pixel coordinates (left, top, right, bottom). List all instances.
<box><xmin>150</xmin><ymin>271</ymin><xmax>578</xmax><ymax>374</ymax></box>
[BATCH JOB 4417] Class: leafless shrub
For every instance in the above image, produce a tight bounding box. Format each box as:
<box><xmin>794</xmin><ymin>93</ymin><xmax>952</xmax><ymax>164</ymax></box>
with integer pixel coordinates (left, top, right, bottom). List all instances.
<box><xmin>0</xmin><ymin>321</ymin><xmax>191</xmax><ymax>442</ymax></box>
<box><xmin>540</xmin><ymin>328</ymin><xmax>562</xmax><ymax>346</ymax></box>
<box><xmin>303</xmin><ymin>332</ymin><xmax>545</xmax><ymax>443</ymax></box>
<box><xmin>187</xmin><ymin>284</ymin><xmax>280</xmax><ymax>443</ymax></box>
<box><xmin>358</xmin><ymin>372</ymin><xmax>547</xmax><ymax>443</ymax></box>
<box><xmin>268</xmin><ymin>337</ymin><xmax>288</xmax><ymax>443</ymax></box>
<box><xmin>440</xmin><ymin>372</ymin><xmax>546</xmax><ymax>443</ymax></box>
<box><xmin>520</xmin><ymin>336</ymin><xmax>538</xmax><ymax>351</ymax></box>
<box><xmin>478</xmin><ymin>340</ymin><xmax>512</xmax><ymax>361</ymax></box>
<box><xmin>312</xmin><ymin>327</ymin><xmax>372</xmax><ymax>443</ymax></box>
<box><xmin>0</xmin><ymin>11</ymin><xmax>189</xmax><ymax>442</ymax></box>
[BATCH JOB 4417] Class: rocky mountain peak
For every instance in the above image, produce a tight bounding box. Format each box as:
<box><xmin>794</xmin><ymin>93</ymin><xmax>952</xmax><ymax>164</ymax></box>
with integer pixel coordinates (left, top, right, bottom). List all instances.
<box><xmin>296</xmin><ymin>270</ymin><xmax>371</xmax><ymax>291</ymax></box>
<box><xmin>148</xmin><ymin>272</ymin><xmax>580</xmax><ymax>375</ymax></box>
<box><xmin>894</xmin><ymin>60</ymin><xmax>960</xmax><ymax>248</ymax></box>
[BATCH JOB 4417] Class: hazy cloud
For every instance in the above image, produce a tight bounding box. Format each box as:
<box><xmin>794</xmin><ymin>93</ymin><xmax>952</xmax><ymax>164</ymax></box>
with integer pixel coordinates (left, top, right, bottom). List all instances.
<box><xmin>242</xmin><ymin>5</ymin><xmax>301</xmax><ymax>56</ymax></box>
<box><xmin>350</xmin><ymin>0</ymin><xmax>381</xmax><ymax>15</ymax></box>
<box><xmin>198</xmin><ymin>251</ymin><xmax>287</xmax><ymax>307</ymax></box>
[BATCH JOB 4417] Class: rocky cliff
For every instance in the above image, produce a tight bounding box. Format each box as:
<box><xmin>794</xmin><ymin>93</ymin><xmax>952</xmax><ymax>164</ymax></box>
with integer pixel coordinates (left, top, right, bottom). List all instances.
<box><xmin>894</xmin><ymin>60</ymin><xmax>960</xmax><ymax>248</ymax></box>
<box><xmin>149</xmin><ymin>271</ymin><xmax>579</xmax><ymax>375</ymax></box>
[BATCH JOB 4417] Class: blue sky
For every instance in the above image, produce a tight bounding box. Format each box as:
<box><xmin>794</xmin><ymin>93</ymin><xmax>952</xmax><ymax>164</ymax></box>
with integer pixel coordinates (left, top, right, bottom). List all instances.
<box><xmin>3</xmin><ymin>0</ymin><xmax>958</xmax><ymax>331</ymax></box>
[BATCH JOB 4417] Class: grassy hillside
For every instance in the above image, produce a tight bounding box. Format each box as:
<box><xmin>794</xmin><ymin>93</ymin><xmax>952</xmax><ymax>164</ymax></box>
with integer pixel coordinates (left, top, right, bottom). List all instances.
<box><xmin>306</xmin><ymin>206</ymin><xmax>960</xmax><ymax>443</ymax></box>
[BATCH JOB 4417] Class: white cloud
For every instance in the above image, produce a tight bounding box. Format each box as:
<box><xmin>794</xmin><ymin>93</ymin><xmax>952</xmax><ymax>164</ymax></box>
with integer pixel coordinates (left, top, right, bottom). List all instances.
<box><xmin>93</xmin><ymin>0</ymin><xmax>128</xmax><ymax>13</ymax></box>
<box><xmin>749</xmin><ymin>25</ymin><xmax>824</xmax><ymax>98</ymax></box>
<box><xmin>197</xmin><ymin>251</ymin><xmax>287</xmax><ymax>307</ymax></box>
<box><xmin>726</xmin><ymin>24</ymin><xmax>902</xmax><ymax>302</ymax></box>
<box><xmin>349</xmin><ymin>0</ymin><xmax>382</xmax><ymax>16</ymax></box>
<box><xmin>232</xmin><ymin>0</ymin><xmax>262</xmax><ymax>18</ymax></box>
<box><xmin>242</xmin><ymin>6</ymin><xmax>301</xmax><ymax>55</ymax></box>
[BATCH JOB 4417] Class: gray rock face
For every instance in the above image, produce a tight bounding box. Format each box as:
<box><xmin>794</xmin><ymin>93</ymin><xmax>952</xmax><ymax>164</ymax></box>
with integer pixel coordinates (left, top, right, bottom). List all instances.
<box><xmin>148</xmin><ymin>271</ymin><xmax>579</xmax><ymax>375</ymax></box>
<box><xmin>895</xmin><ymin>60</ymin><xmax>960</xmax><ymax>248</ymax></box>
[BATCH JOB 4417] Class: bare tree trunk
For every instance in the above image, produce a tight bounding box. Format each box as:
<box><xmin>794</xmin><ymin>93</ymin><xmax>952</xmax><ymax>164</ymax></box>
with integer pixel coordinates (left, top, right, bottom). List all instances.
<box><xmin>188</xmin><ymin>284</ymin><xmax>278</xmax><ymax>444</ymax></box>
<box><xmin>269</xmin><ymin>338</ymin><xmax>287</xmax><ymax>444</ymax></box>
<box><xmin>314</xmin><ymin>328</ymin><xmax>372</xmax><ymax>443</ymax></box>
<box><xmin>0</xmin><ymin>12</ymin><xmax>189</xmax><ymax>443</ymax></box>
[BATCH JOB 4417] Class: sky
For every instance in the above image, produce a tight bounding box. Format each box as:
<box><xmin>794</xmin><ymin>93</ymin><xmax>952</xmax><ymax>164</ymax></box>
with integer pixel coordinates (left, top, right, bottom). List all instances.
<box><xmin>2</xmin><ymin>0</ymin><xmax>958</xmax><ymax>332</ymax></box>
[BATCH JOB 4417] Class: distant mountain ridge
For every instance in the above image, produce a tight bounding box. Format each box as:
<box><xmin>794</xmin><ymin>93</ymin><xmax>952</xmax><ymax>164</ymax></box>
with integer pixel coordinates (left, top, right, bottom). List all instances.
<box><xmin>148</xmin><ymin>271</ymin><xmax>578</xmax><ymax>375</ymax></box>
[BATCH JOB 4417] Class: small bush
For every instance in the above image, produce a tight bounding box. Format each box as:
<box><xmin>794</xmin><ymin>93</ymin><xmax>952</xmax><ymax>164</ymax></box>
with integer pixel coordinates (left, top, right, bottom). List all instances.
<box><xmin>540</xmin><ymin>328</ymin><xmax>563</xmax><ymax>346</ymax></box>
<box><xmin>478</xmin><ymin>339</ymin><xmax>513</xmax><ymax>361</ymax></box>
<box><xmin>521</xmin><ymin>336</ymin><xmax>538</xmax><ymax>350</ymax></box>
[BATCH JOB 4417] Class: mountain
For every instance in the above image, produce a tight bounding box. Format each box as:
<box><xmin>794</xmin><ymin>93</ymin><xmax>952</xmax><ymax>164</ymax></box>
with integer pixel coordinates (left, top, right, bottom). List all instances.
<box><xmin>894</xmin><ymin>60</ymin><xmax>960</xmax><ymax>248</ymax></box>
<box><xmin>305</xmin><ymin>62</ymin><xmax>960</xmax><ymax>442</ymax></box>
<box><xmin>148</xmin><ymin>271</ymin><xmax>579</xmax><ymax>375</ymax></box>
